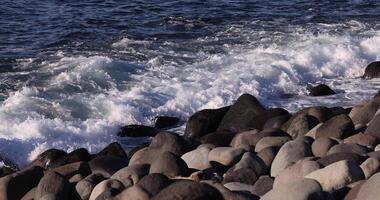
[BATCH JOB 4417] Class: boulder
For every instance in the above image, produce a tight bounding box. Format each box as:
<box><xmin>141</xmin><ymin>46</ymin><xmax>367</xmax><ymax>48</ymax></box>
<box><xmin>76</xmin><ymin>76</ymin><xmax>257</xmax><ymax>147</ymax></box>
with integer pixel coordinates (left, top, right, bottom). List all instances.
<box><xmin>315</xmin><ymin>114</ymin><xmax>355</xmax><ymax>139</ymax></box>
<box><xmin>113</xmin><ymin>185</ymin><xmax>150</xmax><ymax>200</ymax></box>
<box><xmin>117</xmin><ymin>125</ymin><xmax>159</xmax><ymax>137</ymax></box>
<box><xmin>208</xmin><ymin>147</ymin><xmax>245</xmax><ymax>167</ymax></box>
<box><xmin>0</xmin><ymin>166</ymin><xmax>44</xmax><ymax>200</ymax></box>
<box><xmin>349</xmin><ymin>100</ymin><xmax>380</xmax><ymax>126</ymax></box>
<box><xmin>88</xmin><ymin>156</ymin><xmax>129</xmax><ymax>177</ymax></box>
<box><xmin>282</xmin><ymin>106</ymin><xmax>333</xmax><ymax>131</ymax></box>
<box><xmin>364</xmin><ymin>113</ymin><xmax>380</xmax><ymax>138</ymax></box>
<box><xmin>137</xmin><ymin>173</ymin><xmax>172</xmax><ymax>197</ymax></box>
<box><xmin>181</xmin><ymin>146</ymin><xmax>212</xmax><ymax>170</ymax></box>
<box><xmin>308</xmin><ymin>84</ymin><xmax>336</xmax><ymax>96</ymax></box>
<box><xmin>111</xmin><ymin>164</ymin><xmax>150</xmax><ymax>186</ymax></box>
<box><xmin>354</xmin><ymin>172</ymin><xmax>380</xmax><ymax>199</ymax></box>
<box><xmin>360</xmin><ymin>157</ymin><xmax>380</xmax><ymax>179</ymax></box>
<box><xmin>343</xmin><ymin>180</ymin><xmax>364</xmax><ymax>200</ymax></box>
<box><xmin>223</xmin><ymin>182</ymin><xmax>256</xmax><ymax>194</ymax></box>
<box><xmin>151</xmin><ymin>180</ymin><xmax>223</xmax><ymax>200</ymax></box>
<box><xmin>200</xmin><ymin>132</ymin><xmax>236</xmax><ymax>147</ymax></box>
<box><xmin>318</xmin><ymin>152</ymin><xmax>366</xmax><ymax>167</ymax></box>
<box><xmin>155</xmin><ymin>116</ymin><xmax>180</xmax><ymax>129</ymax></box>
<box><xmin>257</xmin><ymin>147</ymin><xmax>279</xmax><ymax>169</ymax></box>
<box><xmin>286</xmin><ymin>114</ymin><xmax>319</xmax><ymax>139</ymax></box>
<box><xmin>264</xmin><ymin>114</ymin><xmax>291</xmax><ymax>130</ymax></box>
<box><xmin>261</xmin><ymin>178</ymin><xmax>325</xmax><ymax>200</ymax></box>
<box><xmin>203</xmin><ymin>181</ymin><xmax>259</xmax><ymax>200</ymax></box>
<box><xmin>255</xmin><ymin>136</ymin><xmax>291</xmax><ymax>152</ymax></box>
<box><xmin>223</xmin><ymin>167</ymin><xmax>258</xmax><ymax>185</ymax></box>
<box><xmin>29</xmin><ymin>149</ymin><xmax>67</xmax><ymax>168</ymax></box>
<box><xmin>51</xmin><ymin>161</ymin><xmax>91</xmax><ymax>179</ymax></box>
<box><xmin>326</xmin><ymin>143</ymin><xmax>370</xmax><ymax>156</ymax></box>
<box><xmin>305</xmin><ymin>160</ymin><xmax>364</xmax><ymax>192</ymax></box>
<box><xmin>97</xmin><ymin>142</ymin><xmax>127</xmax><ymax>158</ymax></box>
<box><xmin>20</xmin><ymin>187</ymin><xmax>36</xmax><ymax>200</ymax></box>
<box><xmin>312</xmin><ymin>137</ymin><xmax>339</xmax><ymax>157</ymax></box>
<box><xmin>150</xmin><ymin>151</ymin><xmax>189</xmax><ymax>177</ymax></box>
<box><xmin>217</xmin><ymin>94</ymin><xmax>266</xmax><ymax>132</ymax></box>
<box><xmin>230</xmin><ymin>129</ymin><xmax>289</xmax><ymax>149</ymax></box>
<box><xmin>127</xmin><ymin>142</ymin><xmax>150</xmax><ymax>159</ymax></box>
<box><xmin>363</xmin><ymin>61</ymin><xmax>380</xmax><ymax>78</ymax></box>
<box><xmin>270</xmin><ymin>139</ymin><xmax>313</xmax><ymax>177</ymax></box>
<box><xmin>184</xmin><ymin>106</ymin><xmax>230</xmax><ymax>138</ymax></box>
<box><xmin>35</xmin><ymin>171</ymin><xmax>71</xmax><ymax>199</ymax></box>
<box><xmin>305</xmin><ymin>123</ymin><xmax>323</xmax><ymax>139</ymax></box>
<box><xmin>274</xmin><ymin>159</ymin><xmax>321</xmax><ymax>187</ymax></box>
<box><xmin>49</xmin><ymin>148</ymin><xmax>92</xmax><ymax>168</ymax></box>
<box><xmin>252</xmin><ymin>176</ymin><xmax>274</xmax><ymax>196</ymax></box>
<box><xmin>89</xmin><ymin>179</ymin><xmax>124</xmax><ymax>200</ymax></box>
<box><xmin>231</xmin><ymin>152</ymin><xmax>268</xmax><ymax>176</ymax></box>
<box><xmin>76</xmin><ymin>173</ymin><xmax>106</xmax><ymax>200</ymax></box>
<box><xmin>344</xmin><ymin>133</ymin><xmax>380</xmax><ymax>148</ymax></box>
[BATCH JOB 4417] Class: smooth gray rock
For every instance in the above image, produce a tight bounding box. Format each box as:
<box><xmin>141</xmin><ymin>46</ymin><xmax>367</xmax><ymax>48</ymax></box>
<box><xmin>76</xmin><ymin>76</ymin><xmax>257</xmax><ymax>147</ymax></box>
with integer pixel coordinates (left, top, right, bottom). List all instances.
<box><xmin>208</xmin><ymin>147</ymin><xmax>245</xmax><ymax>167</ymax></box>
<box><xmin>355</xmin><ymin>172</ymin><xmax>380</xmax><ymax>200</ymax></box>
<box><xmin>360</xmin><ymin>157</ymin><xmax>380</xmax><ymax>179</ymax></box>
<box><xmin>76</xmin><ymin>173</ymin><xmax>106</xmax><ymax>200</ymax></box>
<box><xmin>149</xmin><ymin>151</ymin><xmax>189</xmax><ymax>177</ymax></box>
<box><xmin>255</xmin><ymin>136</ymin><xmax>291</xmax><ymax>152</ymax></box>
<box><xmin>312</xmin><ymin>137</ymin><xmax>338</xmax><ymax>157</ymax></box>
<box><xmin>315</xmin><ymin>114</ymin><xmax>355</xmax><ymax>139</ymax></box>
<box><xmin>35</xmin><ymin>171</ymin><xmax>71</xmax><ymax>200</ymax></box>
<box><xmin>111</xmin><ymin>164</ymin><xmax>150</xmax><ymax>187</ymax></box>
<box><xmin>89</xmin><ymin>179</ymin><xmax>124</xmax><ymax>200</ymax></box>
<box><xmin>181</xmin><ymin>146</ymin><xmax>212</xmax><ymax>170</ymax></box>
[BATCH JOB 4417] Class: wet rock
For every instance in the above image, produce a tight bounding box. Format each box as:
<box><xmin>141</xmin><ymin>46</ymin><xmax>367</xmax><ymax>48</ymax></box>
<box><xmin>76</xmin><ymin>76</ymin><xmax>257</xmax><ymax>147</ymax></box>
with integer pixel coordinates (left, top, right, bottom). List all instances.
<box><xmin>344</xmin><ymin>133</ymin><xmax>380</xmax><ymax>149</ymax></box>
<box><xmin>151</xmin><ymin>180</ymin><xmax>223</xmax><ymax>200</ymax></box>
<box><xmin>200</xmin><ymin>132</ymin><xmax>236</xmax><ymax>147</ymax></box>
<box><xmin>117</xmin><ymin>125</ymin><xmax>159</xmax><ymax>137</ymax></box>
<box><xmin>274</xmin><ymin>159</ymin><xmax>321</xmax><ymax>187</ymax></box>
<box><xmin>0</xmin><ymin>166</ymin><xmax>16</xmax><ymax>178</ymax></box>
<box><xmin>252</xmin><ymin>176</ymin><xmax>274</xmax><ymax>196</ymax></box>
<box><xmin>29</xmin><ymin>149</ymin><xmax>67</xmax><ymax>168</ymax></box>
<box><xmin>97</xmin><ymin>142</ymin><xmax>127</xmax><ymax>158</ymax></box>
<box><xmin>48</xmin><ymin>148</ymin><xmax>92</xmax><ymax>168</ymax></box>
<box><xmin>217</xmin><ymin>93</ymin><xmax>266</xmax><ymax>132</ymax></box>
<box><xmin>282</xmin><ymin>106</ymin><xmax>333</xmax><ymax>131</ymax></box>
<box><xmin>255</xmin><ymin>136</ymin><xmax>291</xmax><ymax>152</ymax></box>
<box><xmin>270</xmin><ymin>139</ymin><xmax>313</xmax><ymax>177</ymax></box>
<box><xmin>326</xmin><ymin>143</ymin><xmax>370</xmax><ymax>156</ymax></box>
<box><xmin>154</xmin><ymin>116</ymin><xmax>180</xmax><ymax>129</ymax></box>
<box><xmin>261</xmin><ymin>178</ymin><xmax>325</xmax><ymax>200</ymax></box>
<box><xmin>150</xmin><ymin>151</ymin><xmax>189</xmax><ymax>177</ymax></box>
<box><xmin>137</xmin><ymin>173</ymin><xmax>172</xmax><ymax>197</ymax></box>
<box><xmin>51</xmin><ymin>161</ymin><xmax>91</xmax><ymax>179</ymax></box>
<box><xmin>208</xmin><ymin>147</ymin><xmax>245</xmax><ymax>167</ymax></box>
<box><xmin>308</xmin><ymin>84</ymin><xmax>336</xmax><ymax>96</ymax></box>
<box><xmin>181</xmin><ymin>146</ymin><xmax>212</xmax><ymax>170</ymax></box>
<box><xmin>318</xmin><ymin>152</ymin><xmax>366</xmax><ymax>167</ymax></box>
<box><xmin>89</xmin><ymin>156</ymin><xmax>129</xmax><ymax>177</ymax></box>
<box><xmin>312</xmin><ymin>137</ymin><xmax>339</xmax><ymax>157</ymax></box>
<box><xmin>184</xmin><ymin>106</ymin><xmax>230</xmax><ymax>138</ymax></box>
<box><xmin>315</xmin><ymin>114</ymin><xmax>355</xmax><ymax>139</ymax></box>
<box><xmin>305</xmin><ymin>160</ymin><xmax>364</xmax><ymax>192</ymax></box>
<box><xmin>286</xmin><ymin>114</ymin><xmax>319</xmax><ymax>139</ymax></box>
<box><xmin>89</xmin><ymin>179</ymin><xmax>124</xmax><ymax>200</ymax></box>
<box><xmin>35</xmin><ymin>171</ymin><xmax>71</xmax><ymax>199</ymax></box>
<box><xmin>111</xmin><ymin>164</ymin><xmax>150</xmax><ymax>186</ymax></box>
<box><xmin>360</xmin><ymin>157</ymin><xmax>380</xmax><ymax>179</ymax></box>
<box><xmin>363</xmin><ymin>61</ymin><xmax>380</xmax><ymax>78</ymax></box>
<box><xmin>0</xmin><ymin>166</ymin><xmax>44</xmax><ymax>200</ymax></box>
<box><xmin>76</xmin><ymin>173</ymin><xmax>106</xmax><ymax>200</ymax></box>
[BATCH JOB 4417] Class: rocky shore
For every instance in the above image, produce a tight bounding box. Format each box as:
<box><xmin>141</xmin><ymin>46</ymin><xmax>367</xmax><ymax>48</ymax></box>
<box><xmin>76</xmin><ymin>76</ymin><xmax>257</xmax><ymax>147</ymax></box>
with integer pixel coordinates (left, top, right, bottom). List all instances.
<box><xmin>1</xmin><ymin>62</ymin><xmax>380</xmax><ymax>200</ymax></box>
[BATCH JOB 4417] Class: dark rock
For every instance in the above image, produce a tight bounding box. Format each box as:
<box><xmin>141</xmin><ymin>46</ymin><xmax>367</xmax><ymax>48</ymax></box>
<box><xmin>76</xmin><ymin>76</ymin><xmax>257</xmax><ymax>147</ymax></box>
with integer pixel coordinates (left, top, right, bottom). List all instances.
<box><xmin>286</xmin><ymin>114</ymin><xmax>319</xmax><ymax>139</ymax></box>
<box><xmin>281</xmin><ymin>106</ymin><xmax>333</xmax><ymax>131</ymax></box>
<box><xmin>202</xmin><ymin>181</ymin><xmax>259</xmax><ymax>200</ymax></box>
<box><xmin>223</xmin><ymin>167</ymin><xmax>258</xmax><ymax>185</ymax></box>
<box><xmin>111</xmin><ymin>164</ymin><xmax>150</xmax><ymax>186</ymax></box>
<box><xmin>330</xmin><ymin>106</ymin><xmax>351</xmax><ymax>116</ymax></box>
<box><xmin>274</xmin><ymin>159</ymin><xmax>321</xmax><ymax>187</ymax></box>
<box><xmin>255</xmin><ymin>136</ymin><xmax>291</xmax><ymax>152</ymax></box>
<box><xmin>20</xmin><ymin>187</ymin><xmax>36</xmax><ymax>200</ymax></box>
<box><xmin>315</xmin><ymin>114</ymin><xmax>355</xmax><ymax>139</ymax></box>
<box><xmin>137</xmin><ymin>173</ymin><xmax>172</xmax><ymax>197</ymax></box>
<box><xmin>35</xmin><ymin>171</ymin><xmax>71</xmax><ymax>199</ymax></box>
<box><xmin>154</xmin><ymin>116</ymin><xmax>180</xmax><ymax>129</ymax></box>
<box><xmin>184</xmin><ymin>106</ymin><xmax>230</xmax><ymax>139</ymax></box>
<box><xmin>230</xmin><ymin>152</ymin><xmax>268</xmax><ymax>177</ymax></box>
<box><xmin>265</xmin><ymin>108</ymin><xmax>289</xmax><ymax>119</ymax></box>
<box><xmin>308</xmin><ymin>84</ymin><xmax>336</xmax><ymax>96</ymax></box>
<box><xmin>364</xmin><ymin>113</ymin><xmax>380</xmax><ymax>138</ymax></box>
<box><xmin>97</xmin><ymin>142</ymin><xmax>127</xmax><ymax>158</ymax></box>
<box><xmin>150</xmin><ymin>151</ymin><xmax>189</xmax><ymax>177</ymax></box>
<box><xmin>263</xmin><ymin>114</ymin><xmax>291</xmax><ymax>130</ymax></box>
<box><xmin>326</xmin><ymin>143</ymin><xmax>371</xmax><ymax>156</ymax></box>
<box><xmin>217</xmin><ymin>93</ymin><xmax>266</xmax><ymax>133</ymax></box>
<box><xmin>363</xmin><ymin>61</ymin><xmax>380</xmax><ymax>78</ymax></box>
<box><xmin>312</xmin><ymin>137</ymin><xmax>339</xmax><ymax>157</ymax></box>
<box><xmin>151</xmin><ymin>180</ymin><xmax>223</xmax><ymax>200</ymax></box>
<box><xmin>0</xmin><ymin>166</ymin><xmax>16</xmax><ymax>178</ymax></box>
<box><xmin>367</xmin><ymin>151</ymin><xmax>380</xmax><ymax>159</ymax></box>
<box><xmin>127</xmin><ymin>142</ymin><xmax>150</xmax><ymax>159</ymax></box>
<box><xmin>360</xmin><ymin>157</ymin><xmax>380</xmax><ymax>179</ymax></box>
<box><xmin>49</xmin><ymin>148</ymin><xmax>92</xmax><ymax>168</ymax></box>
<box><xmin>76</xmin><ymin>173</ymin><xmax>106</xmax><ymax>200</ymax></box>
<box><xmin>0</xmin><ymin>166</ymin><xmax>44</xmax><ymax>200</ymax></box>
<box><xmin>257</xmin><ymin>147</ymin><xmax>279</xmax><ymax>169</ymax></box>
<box><xmin>200</xmin><ymin>132</ymin><xmax>236</xmax><ymax>147</ymax></box>
<box><xmin>230</xmin><ymin>129</ymin><xmax>289</xmax><ymax>149</ymax></box>
<box><xmin>29</xmin><ymin>149</ymin><xmax>67</xmax><ymax>168</ymax></box>
<box><xmin>350</xmin><ymin>100</ymin><xmax>380</xmax><ymax>126</ymax></box>
<box><xmin>117</xmin><ymin>125</ymin><xmax>159</xmax><ymax>137</ymax></box>
<box><xmin>252</xmin><ymin>176</ymin><xmax>274</xmax><ymax>196</ymax></box>
<box><xmin>89</xmin><ymin>156</ymin><xmax>129</xmax><ymax>177</ymax></box>
<box><xmin>51</xmin><ymin>161</ymin><xmax>91</xmax><ymax>179</ymax></box>
<box><xmin>317</xmin><ymin>152</ymin><xmax>366</xmax><ymax>167</ymax></box>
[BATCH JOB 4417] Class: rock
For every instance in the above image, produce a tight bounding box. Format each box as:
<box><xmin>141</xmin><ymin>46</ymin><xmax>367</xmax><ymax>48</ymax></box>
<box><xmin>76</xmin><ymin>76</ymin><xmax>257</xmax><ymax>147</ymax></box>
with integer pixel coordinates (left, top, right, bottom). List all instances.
<box><xmin>217</xmin><ymin>93</ymin><xmax>266</xmax><ymax>132</ymax></box>
<box><xmin>263</xmin><ymin>114</ymin><xmax>291</xmax><ymax>130</ymax></box>
<box><xmin>89</xmin><ymin>179</ymin><xmax>125</xmax><ymax>200</ymax></box>
<box><xmin>89</xmin><ymin>156</ymin><xmax>129</xmax><ymax>177</ymax></box>
<box><xmin>367</xmin><ymin>150</ymin><xmax>380</xmax><ymax>159</ymax></box>
<box><xmin>286</xmin><ymin>114</ymin><xmax>319</xmax><ymax>139</ymax></box>
<box><xmin>127</xmin><ymin>142</ymin><xmax>150</xmax><ymax>159</ymax></box>
<box><xmin>117</xmin><ymin>125</ymin><xmax>159</xmax><ymax>137</ymax></box>
<box><xmin>343</xmin><ymin>180</ymin><xmax>364</xmax><ymax>200</ymax></box>
<box><xmin>0</xmin><ymin>166</ymin><xmax>16</xmax><ymax>178</ymax></box>
<box><xmin>223</xmin><ymin>167</ymin><xmax>258</xmax><ymax>185</ymax></box>
<box><xmin>95</xmin><ymin>188</ymin><xmax>120</xmax><ymax>200</ymax></box>
<box><xmin>261</xmin><ymin>178</ymin><xmax>325</xmax><ymax>200</ymax></box>
<box><xmin>318</xmin><ymin>152</ymin><xmax>366</xmax><ymax>167</ymax></box>
<box><xmin>35</xmin><ymin>171</ymin><xmax>71</xmax><ymax>199</ymax></box>
<box><xmin>230</xmin><ymin>129</ymin><xmax>289</xmax><ymax>149</ymax></box>
<box><xmin>151</xmin><ymin>180</ymin><xmax>223</xmax><ymax>200</ymax></box>
<box><xmin>29</xmin><ymin>149</ymin><xmax>67</xmax><ymax>168</ymax></box>
<box><xmin>113</xmin><ymin>185</ymin><xmax>150</xmax><ymax>200</ymax></box>
<box><xmin>349</xmin><ymin>100</ymin><xmax>380</xmax><ymax>126</ymax></box>
<box><xmin>69</xmin><ymin>173</ymin><xmax>84</xmax><ymax>183</ymax></box>
<box><xmin>252</xmin><ymin>176</ymin><xmax>274</xmax><ymax>196</ymax></box>
<box><xmin>274</xmin><ymin>159</ymin><xmax>321</xmax><ymax>187</ymax></box>
<box><xmin>48</xmin><ymin>148</ymin><xmax>92</xmax><ymax>168</ymax></box>
<box><xmin>315</xmin><ymin>114</ymin><xmax>355</xmax><ymax>139</ymax></box>
<box><xmin>305</xmin><ymin>123</ymin><xmax>323</xmax><ymax>139</ymax></box>
<box><xmin>282</xmin><ymin>107</ymin><xmax>333</xmax><ymax>131</ymax></box>
<box><xmin>255</xmin><ymin>136</ymin><xmax>291</xmax><ymax>152</ymax></box>
<box><xmin>0</xmin><ymin>166</ymin><xmax>44</xmax><ymax>200</ymax></box>
<box><xmin>208</xmin><ymin>147</ymin><xmax>245</xmax><ymax>167</ymax></box>
<box><xmin>309</xmin><ymin>84</ymin><xmax>336</xmax><ymax>96</ymax></box>
<box><xmin>354</xmin><ymin>172</ymin><xmax>380</xmax><ymax>199</ymax></box>
<box><xmin>363</xmin><ymin>61</ymin><xmax>380</xmax><ymax>78</ymax></box>
<box><xmin>184</xmin><ymin>106</ymin><xmax>230</xmax><ymax>138</ymax></box>
<box><xmin>200</xmin><ymin>132</ymin><xmax>237</xmax><ymax>147</ymax></box>
<box><xmin>111</xmin><ymin>164</ymin><xmax>150</xmax><ymax>186</ymax></box>
<box><xmin>155</xmin><ymin>116</ymin><xmax>180</xmax><ymax>129</ymax></box>
<box><xmin>51</xmin><ymin>161</ymin><xmax>91</xmax><ymax>179</ymax></box>
<box><xmin>360</xmin><ymin>157</ymin><xmax>380</xmax><ymax>179</ymax></box>
<box><xmin>364</xmin><ymin>112</ymin><xmax>380</xmax><ymax>138</ymax></box>
<box><xmin>326</xmin><ymin>143</ymin><xmax>370</xmax><ymax>156</ymax></box>
<box><xmin>305</xmin><ymin>160</ymin><xmax>364</xmax><ymax>192</ymax></box>
<box><xmin>270</xmin><ymin>139</ymin><xmax>313</xmax><ymax>177</ymax></box>
<box><xmin>181</xmin><ymin>146</ymin><xmax>212</xmax><ymax>170</ymax></box>
<box><xmin>137</xmin><ymin>173</ymin><xmax>172</xmax><ymax>197</ymax></box>
<box><xmin>231</xmin><ymin>152</ymin><xmax>268</xmax><ymax>176</ymax></box>
<box><xmin>76</xmin><ymin>173</ymin><xmax>106</xmax><ymax>200</ymax></box>
<box><xmin>344</xmin><ymin>133</ymin><xmax>380</xmax><ymax>148</ymax></box>
<box><xmin>150</xmin><ymin>151</ymin><xmax>189</xmax><ymax>177</ymax></box>
<box><xmin>203</xmin><ymin>181</ymin><xmax>259</xmax><ymax>200</ymax></box>
<box><xmin>312</xmin><ymin>137</ymin><xmax>339</xmax><ymax>157</ymax></box>
<box><xmin>20</xmin><ymin>187</ymin><xmax>36</xmax><ymax>200</ymax></box>
<box><xmin>257</xmin><ymin>147</ymin><xmax>279</xmax><ymax>169</ymax></box>
<box><xmin>331</xmin><ymin>106</ymin><xmax>351</xmax><ymax>116</ymax></box>
<box><xmin>97</xmin><ymin>142</ymin><xmax>127</xmax><ymax>158</ymax></box>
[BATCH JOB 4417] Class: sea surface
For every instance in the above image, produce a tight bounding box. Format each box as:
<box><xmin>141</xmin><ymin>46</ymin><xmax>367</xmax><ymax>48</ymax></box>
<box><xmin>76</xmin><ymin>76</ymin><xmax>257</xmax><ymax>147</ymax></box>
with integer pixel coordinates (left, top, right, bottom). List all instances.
<box><xmin>1</xmin><ymin>0</ymin><xmax>380</xmax><ymax>166</ymax></box>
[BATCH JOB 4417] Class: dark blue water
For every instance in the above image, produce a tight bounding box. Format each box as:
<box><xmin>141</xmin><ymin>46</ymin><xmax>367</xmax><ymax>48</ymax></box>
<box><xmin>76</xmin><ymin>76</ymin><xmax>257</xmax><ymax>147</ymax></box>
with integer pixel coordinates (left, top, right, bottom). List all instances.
<box><xmin>1</xmin><ymin>0</ymin><xmax>380</xmax><ymax>166</ymax></box>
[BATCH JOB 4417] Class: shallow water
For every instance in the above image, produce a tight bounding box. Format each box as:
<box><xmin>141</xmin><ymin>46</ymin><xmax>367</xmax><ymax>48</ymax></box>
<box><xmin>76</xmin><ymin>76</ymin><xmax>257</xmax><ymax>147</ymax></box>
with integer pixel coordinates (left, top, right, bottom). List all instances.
<box><xmin>1</xmin><ymin>0</ymin><xmax>380</xmax><ymax>166</ymax></box>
